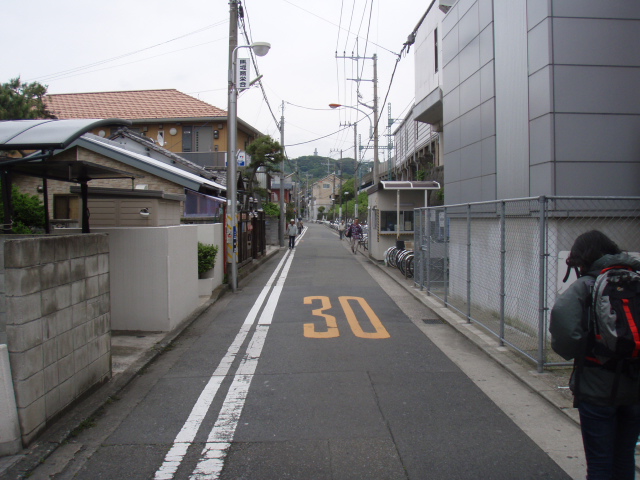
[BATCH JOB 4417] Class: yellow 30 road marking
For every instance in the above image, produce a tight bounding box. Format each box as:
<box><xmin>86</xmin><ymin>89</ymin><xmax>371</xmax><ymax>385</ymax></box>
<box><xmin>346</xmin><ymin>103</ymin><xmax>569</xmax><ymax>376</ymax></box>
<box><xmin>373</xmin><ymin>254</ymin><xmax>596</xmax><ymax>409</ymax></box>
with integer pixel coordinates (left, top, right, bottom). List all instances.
<box><xmin>339</xmin><ymin>296</ymin><xmax>390</xmax><ymax>339</ymax></box>
<box><xmin>303</xmin><ymin>296</ymin><xmax>390</xmax><ymax>339</ymax></box>
<box><xmin>304</xmin><ymin>296</ymin><xmax>339</xmax><ymax>338</ymax></box>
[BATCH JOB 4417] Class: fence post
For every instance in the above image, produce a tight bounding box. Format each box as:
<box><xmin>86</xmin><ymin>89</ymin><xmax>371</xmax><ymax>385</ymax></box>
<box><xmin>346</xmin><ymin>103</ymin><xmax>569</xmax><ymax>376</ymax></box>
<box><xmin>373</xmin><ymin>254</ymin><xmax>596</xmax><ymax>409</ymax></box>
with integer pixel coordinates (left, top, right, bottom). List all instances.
<box><xmin>537</xmin><ymin>196</ymin><xmax>548</xmax><ymax>373</ymax></box>
<box><xmin>444</xmin><ymin>206</ymin><xmax>449</xmax><ymax>306</ymax></box>
<box><xmin>466</xmin><ymin>204</ymin><xmax>471</xmax><ymax>323</ymax></box>
<box><xmin>426</xmin><ymin>208</ymin><xmax>432</xmax><ymax>294</ymax></box>
<box><xmin>500</xmin><ymin>201</ymin><xmax>506</xmax><ymax>346</ymax></box>
<box><xmin>415</xmin><ymin>208</ymin><xmax>422</xmax><ymax>288</ymax></box>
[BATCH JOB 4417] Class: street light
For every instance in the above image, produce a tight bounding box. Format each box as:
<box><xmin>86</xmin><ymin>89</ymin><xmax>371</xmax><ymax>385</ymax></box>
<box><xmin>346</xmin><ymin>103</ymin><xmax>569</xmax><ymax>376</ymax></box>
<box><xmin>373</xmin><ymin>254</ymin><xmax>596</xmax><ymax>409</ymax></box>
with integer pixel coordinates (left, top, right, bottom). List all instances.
<box><xmin>328</xmin><ymin>103</ymin><xmax>373</xmax><ymax>133</ymax></box>
<box><xmin>228</xmin><ymin>41</ymin><xmax>271</xmax><ymax>292</ymax></box>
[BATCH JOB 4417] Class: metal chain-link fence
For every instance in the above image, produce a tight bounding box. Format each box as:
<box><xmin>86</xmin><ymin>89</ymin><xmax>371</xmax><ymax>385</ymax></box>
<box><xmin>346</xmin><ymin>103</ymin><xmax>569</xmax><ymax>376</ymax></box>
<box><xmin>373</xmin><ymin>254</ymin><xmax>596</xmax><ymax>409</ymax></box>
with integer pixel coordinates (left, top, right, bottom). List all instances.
<box><xmin>415</xmin><ymin>196</ymin><xmax>640</xmax><ymax>371</ymax></box>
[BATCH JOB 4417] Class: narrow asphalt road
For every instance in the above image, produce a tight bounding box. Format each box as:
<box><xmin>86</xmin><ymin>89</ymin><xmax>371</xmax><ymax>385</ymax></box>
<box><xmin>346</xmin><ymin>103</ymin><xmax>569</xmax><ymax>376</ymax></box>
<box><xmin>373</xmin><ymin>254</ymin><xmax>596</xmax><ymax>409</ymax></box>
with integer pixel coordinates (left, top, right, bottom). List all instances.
<box><xmin>27</xmin><ymin>223</ymin><xmax>583</xmax><ymax>479</ymax></box>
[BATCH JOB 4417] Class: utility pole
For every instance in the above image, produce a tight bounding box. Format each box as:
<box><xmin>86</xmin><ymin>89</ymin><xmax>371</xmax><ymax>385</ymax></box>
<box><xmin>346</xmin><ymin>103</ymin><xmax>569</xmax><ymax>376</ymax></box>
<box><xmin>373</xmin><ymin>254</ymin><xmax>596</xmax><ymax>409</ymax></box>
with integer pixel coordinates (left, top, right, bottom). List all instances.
<box><xmin>386</xmin><ymin>103</ymin><xmax>394</xmax><ymax>180</ymax></box>
<box><xmin>227</xmin><ymin>0</ymin><xmax>239</xmax><ymax>291</ymax></box>
<box><xmin>336</xmin><ymin>53</ymin><xmax>380</xmax><ymax>186</ymax></box>
<box><xmin>372</xmin><ymin>53</ymin><xmax>379</xmax><ymax>185</ymax></box>
<box><xmin>354</xmin><ymin>122</ymin><xmax>359</xmax><ymax>219</ymax></box>
<box><xmin>338</xmin><ymin>151</ymin><xmax>343</xmax><ymax>221</ymax></box>
<box><xmin>279</xmin><ymin>101</ymin><xmax>285</xmax><ymax>247</ymax></box>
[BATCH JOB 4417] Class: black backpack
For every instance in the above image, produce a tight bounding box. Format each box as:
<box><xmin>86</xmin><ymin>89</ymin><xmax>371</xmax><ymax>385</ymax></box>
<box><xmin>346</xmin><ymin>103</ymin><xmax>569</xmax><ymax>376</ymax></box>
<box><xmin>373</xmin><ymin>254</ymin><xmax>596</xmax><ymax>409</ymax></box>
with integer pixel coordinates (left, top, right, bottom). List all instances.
<box><xmin>590</xmin><ymin>266</ymin><xmax>640</xmax><ymax>362</ymax></box>
<box><xmin>574</xmin><ymin>266</ymin><xmax>640</xmax><ymax>405</ymax></box>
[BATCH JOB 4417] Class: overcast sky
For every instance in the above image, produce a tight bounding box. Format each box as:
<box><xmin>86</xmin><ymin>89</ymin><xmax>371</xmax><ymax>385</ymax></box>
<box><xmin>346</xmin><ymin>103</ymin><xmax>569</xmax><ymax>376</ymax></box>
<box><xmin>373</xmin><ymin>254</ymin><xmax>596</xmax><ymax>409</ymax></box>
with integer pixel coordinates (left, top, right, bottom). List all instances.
<box><xmin>2</xmin><ymin>0</ymin><xmax>429</xmax><ymax>160</ymax></box>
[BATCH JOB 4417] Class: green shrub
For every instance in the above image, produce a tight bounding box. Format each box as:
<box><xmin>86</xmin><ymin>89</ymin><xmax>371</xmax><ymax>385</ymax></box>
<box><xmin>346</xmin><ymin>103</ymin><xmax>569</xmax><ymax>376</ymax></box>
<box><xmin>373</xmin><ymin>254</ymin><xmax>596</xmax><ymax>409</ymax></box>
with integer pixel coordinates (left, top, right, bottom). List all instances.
<box><xmin>262</xmin><ymin>202</ymin><xmax>280</xmax><ymax>217</ymax></box>
<box><xmin>0</xmin><ymin>185</ymin><xmax>45</xmax><ymax>233</ymax></box>
<box><xmin>197</xmin><ymin>242</ymin><xmax>218</xmax><ymax>276</ymax></box>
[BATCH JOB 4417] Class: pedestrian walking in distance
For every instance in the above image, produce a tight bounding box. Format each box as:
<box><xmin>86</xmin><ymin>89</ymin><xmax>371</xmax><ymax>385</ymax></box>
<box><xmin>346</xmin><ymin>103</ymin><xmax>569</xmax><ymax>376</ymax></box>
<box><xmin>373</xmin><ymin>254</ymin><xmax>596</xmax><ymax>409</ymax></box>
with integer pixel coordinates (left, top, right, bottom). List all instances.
<box><xmin>348</xmin><ymin>218</ymin><xmax>363</xmax><ymax>254</ymax></box>
<box><xmin>297</xmin><ymin>218</ymin><xmax>303</xmax><ymax>235</ymax></box>
<box><xmin>550</xmin><ymin>230</ymin><xmax>640</xmax><ymax>480</ymax></box>
<box><xmin>338</xmin><ymin>220</ymin><xmax>346</xmax><ymax>240</ymax></box>
<box><xmin>286</xmin><ymin>219</ymin><xmax>297</xmax><ymax>249</ymax></box>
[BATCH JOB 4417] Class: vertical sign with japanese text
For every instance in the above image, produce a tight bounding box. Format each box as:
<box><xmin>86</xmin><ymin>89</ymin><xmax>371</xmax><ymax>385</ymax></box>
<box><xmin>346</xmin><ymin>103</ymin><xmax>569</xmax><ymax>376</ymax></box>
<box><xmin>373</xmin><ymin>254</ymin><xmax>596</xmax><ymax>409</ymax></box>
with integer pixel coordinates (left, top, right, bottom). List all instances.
<box><xmin>237</xmin><ymin>58</ymin><xmax>250</xmax><ymax>91</ymax></box>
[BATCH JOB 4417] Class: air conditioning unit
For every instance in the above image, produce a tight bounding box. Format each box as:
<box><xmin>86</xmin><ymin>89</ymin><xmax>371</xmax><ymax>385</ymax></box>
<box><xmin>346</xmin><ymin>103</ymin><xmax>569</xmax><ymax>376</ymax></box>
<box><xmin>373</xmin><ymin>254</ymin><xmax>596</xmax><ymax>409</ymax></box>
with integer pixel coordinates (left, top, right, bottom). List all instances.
<box><xmin>439</xmin><ymin>0</ymin><xmax>454</xmax><ymax>13</ymax></box>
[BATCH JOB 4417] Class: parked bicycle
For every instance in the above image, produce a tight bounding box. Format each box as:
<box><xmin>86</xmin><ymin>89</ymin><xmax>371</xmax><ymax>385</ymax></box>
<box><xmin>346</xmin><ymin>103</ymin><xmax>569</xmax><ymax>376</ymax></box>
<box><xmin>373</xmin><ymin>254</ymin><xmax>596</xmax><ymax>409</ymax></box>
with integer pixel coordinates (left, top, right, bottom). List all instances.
<box><xmin>384</xmin><ymin>246</ymin><xmax>414</xmax><ymax>278</ymax></box>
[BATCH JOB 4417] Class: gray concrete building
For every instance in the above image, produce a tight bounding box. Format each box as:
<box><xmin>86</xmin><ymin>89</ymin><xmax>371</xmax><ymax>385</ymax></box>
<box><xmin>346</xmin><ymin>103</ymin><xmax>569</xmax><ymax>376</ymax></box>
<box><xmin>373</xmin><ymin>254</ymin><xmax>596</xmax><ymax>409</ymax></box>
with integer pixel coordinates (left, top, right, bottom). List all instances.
<box><xmin>430</xmin><ymin>0</ymin><xmax>640</xmax><ymax>204</ymax></box>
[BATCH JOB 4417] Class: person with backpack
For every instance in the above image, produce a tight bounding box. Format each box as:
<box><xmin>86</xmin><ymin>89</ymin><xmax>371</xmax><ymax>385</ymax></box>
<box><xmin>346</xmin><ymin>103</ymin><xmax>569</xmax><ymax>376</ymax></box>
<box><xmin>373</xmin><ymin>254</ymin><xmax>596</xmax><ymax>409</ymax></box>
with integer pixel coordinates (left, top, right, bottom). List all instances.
<box><xmin>550</xmin><ymin>230</ymin><xmax>640</xmax><ymax>480</ymax></box>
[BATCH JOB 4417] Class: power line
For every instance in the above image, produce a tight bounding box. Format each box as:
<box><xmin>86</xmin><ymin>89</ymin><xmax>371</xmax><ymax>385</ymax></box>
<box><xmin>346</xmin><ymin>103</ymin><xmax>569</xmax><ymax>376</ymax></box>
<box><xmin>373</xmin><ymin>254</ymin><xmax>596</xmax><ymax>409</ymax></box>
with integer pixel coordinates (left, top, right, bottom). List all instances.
<box><xmin>282</xmin><ymin>0</ymin><xmax>397</xmax><ymax>56</ymax></box>
<box><xmin>29</xmin><ymin>22</ymin><xmax>226</xmax><ymax>83</ymax></box>
<box><xmin>285</xmin><ymin>125</ymin><xmax>351</xmax><ymax>147</ymax></box>
<box><xmin>240</xmin><ymin>2</ymin><xmax>281</xmax><ymax>131</ymax></box>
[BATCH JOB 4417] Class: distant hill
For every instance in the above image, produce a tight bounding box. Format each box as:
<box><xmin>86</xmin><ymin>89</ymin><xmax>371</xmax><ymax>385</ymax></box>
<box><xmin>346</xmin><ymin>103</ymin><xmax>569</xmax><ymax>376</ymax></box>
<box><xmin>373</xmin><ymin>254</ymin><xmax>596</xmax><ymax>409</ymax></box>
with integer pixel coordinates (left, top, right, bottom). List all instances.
<box><xmin>285</xmin><ymin>155</ymin><xmax>356</xmax><ymax>184</ymax></box>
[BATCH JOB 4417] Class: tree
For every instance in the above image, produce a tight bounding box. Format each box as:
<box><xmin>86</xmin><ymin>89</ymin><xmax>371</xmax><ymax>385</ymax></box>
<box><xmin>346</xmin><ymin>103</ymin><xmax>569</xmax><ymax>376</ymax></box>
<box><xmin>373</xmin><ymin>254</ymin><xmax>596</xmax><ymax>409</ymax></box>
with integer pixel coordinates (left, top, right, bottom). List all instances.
<box><xmin>245</xmin><ymin>135</ymin><xmax>284</xmax><ymax>201</ymax></box>
<box><xmin>0</xmin><ymin>77</ymin><xmax>53</xmax><ymax>120</ymax></box>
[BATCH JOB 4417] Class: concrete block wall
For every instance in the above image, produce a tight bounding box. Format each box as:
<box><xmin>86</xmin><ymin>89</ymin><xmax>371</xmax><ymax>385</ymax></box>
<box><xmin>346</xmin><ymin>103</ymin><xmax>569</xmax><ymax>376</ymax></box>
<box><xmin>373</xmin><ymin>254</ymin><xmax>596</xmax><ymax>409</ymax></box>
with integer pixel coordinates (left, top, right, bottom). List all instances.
<box><xmin>2</xmin><ymin>234</ymin><xmax>111</xmax><ymax>445</ymax></box>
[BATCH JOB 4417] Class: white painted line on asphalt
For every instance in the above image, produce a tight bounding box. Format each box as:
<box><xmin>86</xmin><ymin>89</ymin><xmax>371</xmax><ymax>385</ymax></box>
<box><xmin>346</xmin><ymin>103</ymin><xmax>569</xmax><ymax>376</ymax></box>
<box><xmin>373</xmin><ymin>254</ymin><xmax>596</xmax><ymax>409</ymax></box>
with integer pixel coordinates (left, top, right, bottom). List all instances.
<box><xmin>154</xmin><ymin>249</ymin><xmax>292</xmax><ymax>480</ymax></box>
<box><xmin>190</xmin><ymin>251</ymin><xmax>296</xmax><ymax>479</ymax></box>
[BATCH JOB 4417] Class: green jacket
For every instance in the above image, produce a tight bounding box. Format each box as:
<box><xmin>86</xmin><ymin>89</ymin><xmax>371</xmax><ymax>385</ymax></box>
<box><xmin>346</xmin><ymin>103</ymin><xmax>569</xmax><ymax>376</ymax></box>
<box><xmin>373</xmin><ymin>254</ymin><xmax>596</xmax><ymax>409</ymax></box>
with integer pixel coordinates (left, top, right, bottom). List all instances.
<box><xmin>550</xmin><ymin>253</ymin><xmax>640</xmax><ymax>406</ymax></box>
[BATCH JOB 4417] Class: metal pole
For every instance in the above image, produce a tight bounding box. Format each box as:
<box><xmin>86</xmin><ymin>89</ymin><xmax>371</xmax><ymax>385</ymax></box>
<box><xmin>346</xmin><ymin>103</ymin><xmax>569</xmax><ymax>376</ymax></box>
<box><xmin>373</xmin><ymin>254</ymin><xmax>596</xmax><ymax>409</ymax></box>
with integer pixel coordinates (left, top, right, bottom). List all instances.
<box><xmin>443</xmin><ymin>206</ymin><xmax>449</xmax><ymax>306</ymax></box>
<box><xmin>227</xmin><ymin>0</ymin><xmax>239</xmax><ymax>291</ymax></box>
<box><xmin>354</xmin><ymin>122</ymin><xmax>358</xmax><ymax>220</ymax></box>
<box><xmin>372</xmin><ymin>54</ymin><xmax>380</xmax><ymax>185</ymax></box>
<box><xmin>499</xmin><ymin>201</ymin><xmax>506</xmax><ymax>342</ymax></box>
<box><xmin>415</xmin><ymin>208</ymin><xmax>422</xmax><ymax>288</ymax></box>
<box><xmin>466</xmin><ymin>204</ymin><xmax>471</xmax><ymax>323</ymax></box>
<box><xmin>426</xmin><ymin>207</ymin><xmax>432</xmax><ymax>293</ymax></box>
<box><xmin>279</xmin><ymin>102</ymin><xmax>285</xmax><ymax>247</ymax></box>
<box><xmin>537</xmin><ymin>196</ymin><xmax>548</xmax><ymax>373</ymax></box>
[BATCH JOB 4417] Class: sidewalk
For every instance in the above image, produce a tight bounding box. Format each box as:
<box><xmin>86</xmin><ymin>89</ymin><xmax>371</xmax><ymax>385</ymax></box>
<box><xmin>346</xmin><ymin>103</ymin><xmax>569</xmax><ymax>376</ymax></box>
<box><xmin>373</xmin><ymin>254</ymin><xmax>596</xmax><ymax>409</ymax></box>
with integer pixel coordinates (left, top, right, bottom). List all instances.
<box><xmin>0</xmin><ymin>236</ymin><xmax>580</xmax><ymax>478</ymax></box>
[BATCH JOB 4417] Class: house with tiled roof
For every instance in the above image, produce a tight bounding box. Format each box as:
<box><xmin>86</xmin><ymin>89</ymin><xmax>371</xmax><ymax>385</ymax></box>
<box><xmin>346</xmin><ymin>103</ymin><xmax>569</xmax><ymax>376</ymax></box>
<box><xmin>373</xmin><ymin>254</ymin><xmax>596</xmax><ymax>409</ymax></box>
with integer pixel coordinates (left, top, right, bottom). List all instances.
<box><xmin>45</xmin><ymin>89</ymin><xmax>263</xmax><ymax>169</ymax></box>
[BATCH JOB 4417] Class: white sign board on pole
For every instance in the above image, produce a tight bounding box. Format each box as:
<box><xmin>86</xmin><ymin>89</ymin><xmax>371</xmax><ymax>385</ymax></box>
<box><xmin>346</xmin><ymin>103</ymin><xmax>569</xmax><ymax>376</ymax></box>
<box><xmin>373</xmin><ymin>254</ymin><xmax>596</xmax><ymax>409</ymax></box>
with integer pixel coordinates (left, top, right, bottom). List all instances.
<box><xmin>237</xmin><ymin>150</ymin><xmax>246</xmax><ymax>167</ymax></box>
<box><xmin>237</xmin><ymin>58</ymin><xmax>250</xmax><ymax>91</ymax></box>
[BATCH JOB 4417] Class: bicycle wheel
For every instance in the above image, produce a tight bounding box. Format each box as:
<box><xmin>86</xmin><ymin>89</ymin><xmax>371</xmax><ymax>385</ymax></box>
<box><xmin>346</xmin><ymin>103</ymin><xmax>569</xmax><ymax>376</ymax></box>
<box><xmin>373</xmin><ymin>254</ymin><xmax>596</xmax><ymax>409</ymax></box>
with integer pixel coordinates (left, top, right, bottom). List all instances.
<box><xmin>406</xmin><ymin>254</ymin><xmax>414</xmax><ymax>278</ymax></box>
<box><xmin>397</xmin><ymin>251</ymin><xmax>407</xmax><ymax>276</ymax></box>
<box><xmin>384</xmin><ymin>247</ymin><xmax>395</xmax><ymax>265</ymax></box>
<box><xmin>393</xmin><ymin>249</ymin><xmax>406</xmax><ymax>268</ymax></box>
<box><xmin>388</xmin><ymin>247</ymin><xmax>399</xmax><ymax>267</ymax></box>
<box><xmin>398</xmin><ymin>250</ymin><xmax>413</xmax><ymax>276</ymax></box>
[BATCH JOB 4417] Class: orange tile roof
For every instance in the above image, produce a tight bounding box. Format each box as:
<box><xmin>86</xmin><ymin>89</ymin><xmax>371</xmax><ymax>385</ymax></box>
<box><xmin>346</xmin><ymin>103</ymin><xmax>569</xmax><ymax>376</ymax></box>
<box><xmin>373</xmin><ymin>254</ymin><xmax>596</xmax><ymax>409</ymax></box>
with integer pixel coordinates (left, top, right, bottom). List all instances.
<box><xmin>45</xmin><ymin>89</ymin><xmax>227</xmax><ymax>120</ymax></box>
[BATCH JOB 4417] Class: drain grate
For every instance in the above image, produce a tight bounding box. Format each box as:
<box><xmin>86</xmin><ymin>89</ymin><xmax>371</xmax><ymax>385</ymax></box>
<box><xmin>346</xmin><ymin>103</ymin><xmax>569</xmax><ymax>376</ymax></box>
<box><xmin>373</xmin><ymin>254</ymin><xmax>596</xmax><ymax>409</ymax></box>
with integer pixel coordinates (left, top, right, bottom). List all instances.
<box><xmin>422</xmin><ymin>317</ymin><xmax>444</xmax><ymax>325</ymax></box>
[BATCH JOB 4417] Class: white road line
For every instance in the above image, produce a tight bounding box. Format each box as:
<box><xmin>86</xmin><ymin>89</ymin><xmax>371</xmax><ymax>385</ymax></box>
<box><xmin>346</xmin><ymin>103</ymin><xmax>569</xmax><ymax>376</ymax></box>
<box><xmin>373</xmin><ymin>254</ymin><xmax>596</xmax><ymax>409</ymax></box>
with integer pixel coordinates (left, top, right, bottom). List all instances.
<box><xmin>154</xmin><ymin>250</ymin><xmax>292</xmax><ymax>480</ymax></box>
<box><xmin>190</xmin><ymin>251</ymin><xmax>296</xmax><ymax>479</ymax></box>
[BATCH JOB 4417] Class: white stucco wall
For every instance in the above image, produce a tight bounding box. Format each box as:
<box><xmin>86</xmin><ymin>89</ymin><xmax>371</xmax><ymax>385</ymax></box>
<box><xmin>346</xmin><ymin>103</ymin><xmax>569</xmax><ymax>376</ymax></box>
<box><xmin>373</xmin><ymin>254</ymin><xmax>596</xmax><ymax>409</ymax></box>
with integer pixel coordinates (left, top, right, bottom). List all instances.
<box><xmin>93</xmin><ymin>226</ymin><xmax>199</xmax><ymax>332</ymax></box>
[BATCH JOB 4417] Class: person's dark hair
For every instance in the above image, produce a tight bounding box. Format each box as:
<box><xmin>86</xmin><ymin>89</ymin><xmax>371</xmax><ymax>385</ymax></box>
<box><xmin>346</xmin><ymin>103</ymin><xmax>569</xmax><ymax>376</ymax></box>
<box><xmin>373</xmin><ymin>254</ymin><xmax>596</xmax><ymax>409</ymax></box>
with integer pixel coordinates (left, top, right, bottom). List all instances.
<box><xmin>567</xmin><ymin>230</ymin><xmax>621</xmax><ymax>272</ymax></box>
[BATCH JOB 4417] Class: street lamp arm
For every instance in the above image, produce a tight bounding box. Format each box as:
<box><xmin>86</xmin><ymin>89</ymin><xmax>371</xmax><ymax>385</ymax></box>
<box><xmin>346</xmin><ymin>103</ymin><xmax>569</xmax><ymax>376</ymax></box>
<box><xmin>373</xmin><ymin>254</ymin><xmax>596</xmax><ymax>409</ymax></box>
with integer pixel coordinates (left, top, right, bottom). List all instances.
<box><xmin>328</xmin><ymin>103</ymin><xmax>373</xmax><ymax>131</ymax></box>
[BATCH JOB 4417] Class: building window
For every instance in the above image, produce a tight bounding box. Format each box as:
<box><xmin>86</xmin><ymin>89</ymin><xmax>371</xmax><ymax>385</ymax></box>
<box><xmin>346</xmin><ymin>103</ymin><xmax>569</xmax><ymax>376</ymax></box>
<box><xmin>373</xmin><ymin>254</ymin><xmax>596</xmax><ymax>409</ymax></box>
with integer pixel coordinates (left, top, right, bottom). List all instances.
<box><xmin>323</xmin><ymin>184</ymin><xmax>330</xmax><ymax>189</ymax></box>
<box><xmin>380</xmin><ymin>210</ymin><xmax>414</xmax><ymax>232</ymax></box>
<box><xmin>434</xmin><ymin>28</ymin><xmax>439</xmax><ymax>73</ymax></box>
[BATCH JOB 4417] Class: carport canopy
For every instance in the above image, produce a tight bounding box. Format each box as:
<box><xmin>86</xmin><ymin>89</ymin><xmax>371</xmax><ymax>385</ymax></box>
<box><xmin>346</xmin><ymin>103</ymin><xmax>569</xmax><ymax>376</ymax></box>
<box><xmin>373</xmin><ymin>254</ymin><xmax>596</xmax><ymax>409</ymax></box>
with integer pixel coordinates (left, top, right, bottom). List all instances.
<box><xmin>0</xmin><ymin>118</ymin><xmax>133</xmax><ymax>233</ymax></box>
<box><xmin>379</xmin><ymin>180</ymin><xmax>441</xmax><ymax>190</ymax></box>
<box><xmin>0</xmin><ymin>118</ymin><xmax>131</xmax><ymax>151</ymax></box>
